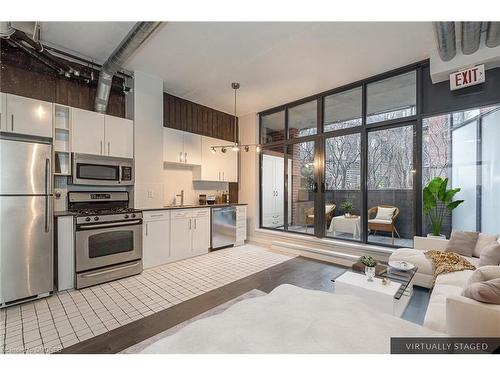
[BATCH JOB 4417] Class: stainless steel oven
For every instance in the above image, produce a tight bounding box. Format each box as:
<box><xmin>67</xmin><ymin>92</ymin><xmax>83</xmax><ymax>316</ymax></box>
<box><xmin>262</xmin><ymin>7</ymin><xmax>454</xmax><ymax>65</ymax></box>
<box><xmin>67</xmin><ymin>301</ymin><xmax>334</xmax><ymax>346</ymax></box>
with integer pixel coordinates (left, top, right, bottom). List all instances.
<box><xmin>71</xmin><ymin>153</ymin><xmax>134</xmax><ymax>186</ymax></box>
<box><xmin>75</xmin><ymin>215</ymin><xmax>143</xmax><ymax>288</ymax></box>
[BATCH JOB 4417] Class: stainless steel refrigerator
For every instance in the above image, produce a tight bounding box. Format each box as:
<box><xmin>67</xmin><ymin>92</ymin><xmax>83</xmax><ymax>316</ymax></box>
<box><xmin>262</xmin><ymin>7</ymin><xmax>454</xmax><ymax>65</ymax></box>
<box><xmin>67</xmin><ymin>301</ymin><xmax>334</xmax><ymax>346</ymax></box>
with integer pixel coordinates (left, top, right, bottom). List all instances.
<box><xmin>0</xmin><ymin>136</ymin><xmax>53</xmax><ymax>305</ymax></box>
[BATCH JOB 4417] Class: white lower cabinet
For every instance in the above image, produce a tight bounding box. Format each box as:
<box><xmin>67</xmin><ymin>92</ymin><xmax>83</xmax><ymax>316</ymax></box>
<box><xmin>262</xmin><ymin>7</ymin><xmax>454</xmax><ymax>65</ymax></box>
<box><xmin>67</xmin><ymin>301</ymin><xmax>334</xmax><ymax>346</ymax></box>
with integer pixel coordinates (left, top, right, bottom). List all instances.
<box><xmin>235</xmin><ymin>205</ymin><xmax>247</xmax><ymax>246</ymax></box>
<box><xmin>143</xmin><ymin>208</ymin><xmax>210</xmax><ymax>268</ymax></box>
<box><xmin>170</xmin><ymin>208</ymin><xmax>210</xmax><ymax>259</ymax></box>
<box><xmin>143</xmin><ymin>211</ymin><xmax>171</xmax><ymax>269</ymax></box>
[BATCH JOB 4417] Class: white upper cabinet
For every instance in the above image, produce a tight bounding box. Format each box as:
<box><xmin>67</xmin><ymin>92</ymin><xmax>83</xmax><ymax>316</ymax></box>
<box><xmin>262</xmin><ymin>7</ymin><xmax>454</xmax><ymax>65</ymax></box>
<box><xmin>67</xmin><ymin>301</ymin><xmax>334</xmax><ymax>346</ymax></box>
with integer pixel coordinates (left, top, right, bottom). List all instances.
<box><xmin>163</xmin><ymin>127</ymin><xmax>185</xmax><ymax>163</ymax></box>
<box><xmin>4</xmin><ymin>94</ymin><xmax>53</xmax><ymax>138</ymax></box>
<box><xmin>198</xmin><ymin>136</ymin><xmax>237</xmax><ymax>182</ymax></box>
<box><xmin>182</xmin><ymin>131</ymin><xmax>202</xmax><ymax>165</ymax></box>
<box><xmin>104</xmin><ymin>115</ymin><xmax>133</xmax><ymax>158</ymax></box>
<box><xmin>72</xmin><ymin>108</ymin><xmax>133</xmax><ymax>158</ymax></box>
<box><xmin>72</xmin><ymin>107</ymin><xmax>105</xmax><ymax>155</ymax></box>
<box><xmin>0</xmin><ymin>93</ymin><xmax>6</xmax><ymax>132</ymax></box>
<box><xmin>163</xmin><ymin>127</ymin><xmax>201</xmax><ymax>165</ymax></box>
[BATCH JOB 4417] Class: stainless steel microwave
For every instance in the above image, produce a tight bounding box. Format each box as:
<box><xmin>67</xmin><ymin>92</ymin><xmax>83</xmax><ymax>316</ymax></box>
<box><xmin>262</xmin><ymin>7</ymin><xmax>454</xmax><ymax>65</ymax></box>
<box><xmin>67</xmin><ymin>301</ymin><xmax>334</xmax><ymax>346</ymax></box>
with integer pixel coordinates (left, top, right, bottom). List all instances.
<box><xmin>71</xmin><ymin>153</ymin><xmax>134</xmax><ymax>186</ymax></box>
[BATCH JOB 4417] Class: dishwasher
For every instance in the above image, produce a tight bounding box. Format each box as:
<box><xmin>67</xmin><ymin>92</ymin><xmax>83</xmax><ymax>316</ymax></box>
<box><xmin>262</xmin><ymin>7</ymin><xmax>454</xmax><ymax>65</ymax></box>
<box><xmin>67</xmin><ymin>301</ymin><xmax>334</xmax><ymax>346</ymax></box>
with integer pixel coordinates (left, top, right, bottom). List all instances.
<box><xmin>211</xmin><ymin>206</ymin><xmax>237</xmax><ymax>250</ymax></box>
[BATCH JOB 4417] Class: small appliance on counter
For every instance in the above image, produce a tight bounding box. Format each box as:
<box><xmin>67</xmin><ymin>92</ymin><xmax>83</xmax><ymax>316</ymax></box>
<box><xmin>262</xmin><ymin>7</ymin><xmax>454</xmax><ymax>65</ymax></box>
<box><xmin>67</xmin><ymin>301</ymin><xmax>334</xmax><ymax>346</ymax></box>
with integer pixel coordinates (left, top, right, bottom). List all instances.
<box><xmin>68</xmin><ymin>191</ymin><xmax>143</xmax><ymax>289</ymax></box>
<box><xmin>199</xmin><ymin>194</ymin><xmax>207</xmax><ymax>205</ymax></box>
<box><xmin>207</xmin><ymin>195</ymin><xmax>216</xmax><ymax>205</ymax></box>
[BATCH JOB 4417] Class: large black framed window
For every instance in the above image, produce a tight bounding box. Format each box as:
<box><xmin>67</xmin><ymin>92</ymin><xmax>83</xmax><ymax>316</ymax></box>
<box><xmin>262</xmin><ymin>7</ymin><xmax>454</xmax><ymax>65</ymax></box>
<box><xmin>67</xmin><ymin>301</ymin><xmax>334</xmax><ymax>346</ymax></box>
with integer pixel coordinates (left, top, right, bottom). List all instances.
<box><xmin>259</xmin><ymin>61</ymin><xmax>500</xmax><ymax>248</ymax></box>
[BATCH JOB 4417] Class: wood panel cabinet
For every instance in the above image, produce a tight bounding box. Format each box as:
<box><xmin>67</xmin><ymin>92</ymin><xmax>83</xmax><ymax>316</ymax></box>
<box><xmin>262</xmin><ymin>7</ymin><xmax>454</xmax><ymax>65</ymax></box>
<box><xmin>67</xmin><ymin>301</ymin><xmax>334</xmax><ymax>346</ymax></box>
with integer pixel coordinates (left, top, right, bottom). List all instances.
<box><xmin>163</xmin><ymin>92</ymin><xmax>238</xmax><ymax>142</ymax></box>
<box><xmin>3</xmin><ymin>94</ymin><xmax>53</xmax><ymax>138</ymax></box>
<box><xmin>71</xmin><ymin>107</ymin><xmax>133</xmax><ymax>158</ymax></box>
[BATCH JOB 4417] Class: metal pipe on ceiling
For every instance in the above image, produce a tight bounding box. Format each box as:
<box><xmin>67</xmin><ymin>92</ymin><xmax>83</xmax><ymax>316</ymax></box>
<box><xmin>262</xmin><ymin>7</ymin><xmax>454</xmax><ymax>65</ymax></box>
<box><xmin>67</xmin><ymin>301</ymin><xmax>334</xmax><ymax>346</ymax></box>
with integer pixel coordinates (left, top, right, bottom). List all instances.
<box><xmin>0</xmin><ymin>22</ymin><xmax>15</xmax><ymax>38</ymax></box>
<box><xmin>433</xmin><ymin>22</ymin><xmax>457</xmax><ymax>61</ymax></box>
<box><xmin>486</xmin><ymin>22</ymin><xmax>500</xmax><ymax>48</ymax></box>
<box><xmin>94</xmin><ymin>22</ymin><xmax>162</xmax><ymax>113</ymax></box>
<box><xmin>461</xmin><ymin>22</ymin><xmax>482</xmax><ymax>55</ymax></box>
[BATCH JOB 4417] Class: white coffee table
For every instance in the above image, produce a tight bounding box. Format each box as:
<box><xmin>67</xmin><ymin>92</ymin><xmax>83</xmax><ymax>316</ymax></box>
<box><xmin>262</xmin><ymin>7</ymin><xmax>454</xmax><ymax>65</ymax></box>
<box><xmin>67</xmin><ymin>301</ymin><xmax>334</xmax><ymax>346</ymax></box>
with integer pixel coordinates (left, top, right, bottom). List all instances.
<box><xmin>334</xmin><ymin>271</ymin><xmax>412</xmax><ymax>317</ymax></box>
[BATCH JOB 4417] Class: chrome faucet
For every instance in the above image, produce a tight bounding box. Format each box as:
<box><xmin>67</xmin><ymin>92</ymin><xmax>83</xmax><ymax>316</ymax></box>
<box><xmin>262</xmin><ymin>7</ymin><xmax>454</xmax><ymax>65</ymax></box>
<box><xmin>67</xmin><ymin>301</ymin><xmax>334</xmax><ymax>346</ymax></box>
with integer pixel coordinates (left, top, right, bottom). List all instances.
<box><xmin>176</xmin><ymin>190</ymin><xmax>184</xmax><ymax>206</ymax></box>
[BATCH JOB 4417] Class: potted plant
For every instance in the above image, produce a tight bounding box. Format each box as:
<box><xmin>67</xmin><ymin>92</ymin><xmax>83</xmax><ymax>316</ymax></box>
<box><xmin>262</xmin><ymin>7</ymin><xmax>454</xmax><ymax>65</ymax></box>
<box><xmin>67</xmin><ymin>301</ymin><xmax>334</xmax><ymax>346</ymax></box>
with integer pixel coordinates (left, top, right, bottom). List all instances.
<box><xmin>360</xmin><ymin>255</ymin><xmax>377</xmax><ymax>281</ymax></box>
<box><xmin>340</xmin><ymin>201</ymin><xmax>353</xmax><ymax>217</ymax></box>
<box><xmin>423</xmin><ymin>177</ymin><xmax>464</xmax><ymax>239</ymax></box>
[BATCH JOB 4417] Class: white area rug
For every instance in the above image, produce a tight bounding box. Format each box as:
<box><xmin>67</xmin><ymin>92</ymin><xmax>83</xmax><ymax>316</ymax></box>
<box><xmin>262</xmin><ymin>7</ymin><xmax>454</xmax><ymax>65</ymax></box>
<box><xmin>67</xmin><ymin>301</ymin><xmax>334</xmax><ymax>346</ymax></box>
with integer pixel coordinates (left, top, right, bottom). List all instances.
<box><xmin>121</xmin><ymin>289</ymin><xmax>266</xmax><ymax>353</ymax></box>
<box><xmin>140</xmin><ymin>284</ymin><xmax>442</xmax><ymax>354</ymax></box>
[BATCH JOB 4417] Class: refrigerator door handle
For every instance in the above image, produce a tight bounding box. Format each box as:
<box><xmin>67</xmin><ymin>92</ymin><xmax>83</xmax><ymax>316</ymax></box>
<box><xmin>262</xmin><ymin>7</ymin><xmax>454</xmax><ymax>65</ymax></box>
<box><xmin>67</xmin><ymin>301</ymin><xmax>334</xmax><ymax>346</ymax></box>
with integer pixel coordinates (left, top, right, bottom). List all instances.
<box><xmin>45</xmin><ymin>158</ymin><xmax>51</xmax><ymax>233</ymax></box>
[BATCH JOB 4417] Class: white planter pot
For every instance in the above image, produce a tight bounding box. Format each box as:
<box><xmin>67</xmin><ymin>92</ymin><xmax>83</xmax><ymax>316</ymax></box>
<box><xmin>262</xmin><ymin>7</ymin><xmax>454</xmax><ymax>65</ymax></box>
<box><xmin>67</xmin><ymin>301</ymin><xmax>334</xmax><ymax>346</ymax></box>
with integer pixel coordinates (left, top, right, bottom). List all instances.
<box><xmin>427</xmin><ymin>234</ymin><xmax>446</xmax><ymax>239</ymax></box>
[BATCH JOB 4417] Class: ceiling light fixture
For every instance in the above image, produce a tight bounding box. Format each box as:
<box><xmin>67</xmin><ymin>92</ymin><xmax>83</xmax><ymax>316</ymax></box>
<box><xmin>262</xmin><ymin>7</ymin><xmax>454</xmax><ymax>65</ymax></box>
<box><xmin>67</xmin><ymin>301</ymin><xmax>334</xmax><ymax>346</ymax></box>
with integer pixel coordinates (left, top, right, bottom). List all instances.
<box><xmin>210</xmin><ymin>83</ymin><xmax>261</xmax><ymax>154</ymax></box>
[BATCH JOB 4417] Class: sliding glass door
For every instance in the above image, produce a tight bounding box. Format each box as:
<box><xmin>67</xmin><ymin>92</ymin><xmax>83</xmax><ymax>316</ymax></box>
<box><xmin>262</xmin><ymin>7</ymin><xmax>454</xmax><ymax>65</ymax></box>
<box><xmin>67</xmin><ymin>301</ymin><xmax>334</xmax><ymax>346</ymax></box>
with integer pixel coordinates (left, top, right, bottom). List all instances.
<box><xmin>367</xmin><ymin>124</ymin><xmax>415</xmax><ymax>247</ymax></box>
<box><xmin>324</xmin><ymin>133</ymin><xmax>362</xmax><ymax>241</ymax></box>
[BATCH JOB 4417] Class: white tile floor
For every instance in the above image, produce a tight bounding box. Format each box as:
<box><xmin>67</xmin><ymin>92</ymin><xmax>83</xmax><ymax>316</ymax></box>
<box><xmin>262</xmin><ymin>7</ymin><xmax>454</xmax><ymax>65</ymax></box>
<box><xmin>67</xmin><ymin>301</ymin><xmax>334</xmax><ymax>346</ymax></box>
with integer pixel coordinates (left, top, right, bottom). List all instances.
<box><xmin>0</xmin><ymin>245</ymin><xmax>293</xmax><ymax>354</ymax></box>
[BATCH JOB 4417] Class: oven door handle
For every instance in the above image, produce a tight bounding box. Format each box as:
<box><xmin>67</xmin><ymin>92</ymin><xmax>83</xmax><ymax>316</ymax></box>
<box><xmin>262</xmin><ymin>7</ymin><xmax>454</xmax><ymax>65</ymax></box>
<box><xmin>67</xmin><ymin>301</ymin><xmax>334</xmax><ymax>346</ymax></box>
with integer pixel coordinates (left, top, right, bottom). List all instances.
<box><xmin>80</xmin><ymin>261</ymin><xmax>141</xmax><ymax>278</ymax></box>
<box><xmin>78</xmin><ymin>220</ymin><xmax>142</xmax><ymax>230</ymax></box>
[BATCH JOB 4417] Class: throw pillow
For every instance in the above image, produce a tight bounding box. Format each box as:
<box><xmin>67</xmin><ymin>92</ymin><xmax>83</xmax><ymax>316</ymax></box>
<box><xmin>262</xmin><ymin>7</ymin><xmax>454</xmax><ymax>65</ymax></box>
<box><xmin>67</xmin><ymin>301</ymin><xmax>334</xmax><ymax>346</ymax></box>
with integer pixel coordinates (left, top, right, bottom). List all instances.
<box><xmin>479</xmin><ymin>243</ymin><xmax>500</xmax><ymax>267</ymax></box>
<box><xmin>466</xmin><ymin>265</ymin><xmax>500</xmax><ymax>287</ymax></box>
<box><xmin>445</xmin><ymin>230</ymin><xmax>479</xmax><ymax>257</ymax></box>
<box><xmin>473</xmin><ymin>233</ymin><xmax>498</xmax><ymax>258</ymax></box>
<box><xmin>375</xmin><ymin>206</ymin><xmax>395</xmax><ymax>221</ymax></box>
<box><xmin>462</xmin><ymin>278</ymin><xmax>500</xmax><ymax>304</ymax></box>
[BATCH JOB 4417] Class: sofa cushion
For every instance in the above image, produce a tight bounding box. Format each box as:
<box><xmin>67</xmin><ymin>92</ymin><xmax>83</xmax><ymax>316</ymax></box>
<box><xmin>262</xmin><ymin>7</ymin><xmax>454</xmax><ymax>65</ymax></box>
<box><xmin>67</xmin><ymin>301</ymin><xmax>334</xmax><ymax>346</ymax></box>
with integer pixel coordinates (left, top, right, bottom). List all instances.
<box><xmin>446</xmin><ymin>230</ymin><xmax>478</xmax><ymax>257</ymax></box>
<box><xmin>435</xmin><ymin>269</ymin><xmax>475</xmax><ymax>288</ymax></box>
<box><xmin>473</xmin><ymin>233</ymin><xmax>498</xmax><ymax>258</ymax></box>
<box><xmin>479</xmin><ymin>243</ymin><xmax>500</xmax><ymax>267</ymax></box>
<box><xmin>462</xmin><ymin>278</ymin><xmax>500</xmax><ymax>304</ymax></box>
<box><xmin>466</xmin><ymin>266</ymin><xmax>500</xmax><ymax>286</ymax></box>
<box><xmin>424</xmin><ymin>284</ymin><xmax>464</xmax><ymax>333</ymax></box>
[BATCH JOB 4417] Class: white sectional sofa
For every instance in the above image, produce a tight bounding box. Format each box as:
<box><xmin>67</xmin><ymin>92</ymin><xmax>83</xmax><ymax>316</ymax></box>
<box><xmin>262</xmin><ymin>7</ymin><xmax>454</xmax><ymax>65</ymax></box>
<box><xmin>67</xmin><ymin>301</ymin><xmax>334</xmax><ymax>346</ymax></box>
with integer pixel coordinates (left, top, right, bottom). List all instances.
<box><xmin>389</xmin><ymin>236</ymin><xmax>500</xmax><ymax>337</ymax></box>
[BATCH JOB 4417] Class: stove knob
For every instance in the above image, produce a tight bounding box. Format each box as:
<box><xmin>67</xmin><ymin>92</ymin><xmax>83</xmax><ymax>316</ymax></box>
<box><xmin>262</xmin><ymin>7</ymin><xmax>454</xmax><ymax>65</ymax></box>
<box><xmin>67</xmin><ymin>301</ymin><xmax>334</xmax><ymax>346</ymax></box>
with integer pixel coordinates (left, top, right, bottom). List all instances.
<box><xmin>124</xmin><ymin>214</ymin><xmax>130</xmax><ymax>219</ymax></box>
<box><xmin>85</xmin><ymin>217</ymin><xmax>91</xmax><ymax>222</ymax></box>
<box><xmin>94</xmin><ymin>217</ymin><xmax>99</xmax><ymax>221</ymax></box>
<box><xmin>131</xmin><ymin>213</ymin><xmax>136</xmax><ymax>218</ymax></box>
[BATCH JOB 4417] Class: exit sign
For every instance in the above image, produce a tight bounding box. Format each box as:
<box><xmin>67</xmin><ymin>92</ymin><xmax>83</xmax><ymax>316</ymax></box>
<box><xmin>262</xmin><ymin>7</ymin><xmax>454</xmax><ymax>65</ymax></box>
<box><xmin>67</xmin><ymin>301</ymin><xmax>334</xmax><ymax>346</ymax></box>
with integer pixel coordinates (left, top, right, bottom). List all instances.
<box><xmin>450</xmin><ymin>65</ymin><xmax>485</xmax><ymax>91</ymax></box>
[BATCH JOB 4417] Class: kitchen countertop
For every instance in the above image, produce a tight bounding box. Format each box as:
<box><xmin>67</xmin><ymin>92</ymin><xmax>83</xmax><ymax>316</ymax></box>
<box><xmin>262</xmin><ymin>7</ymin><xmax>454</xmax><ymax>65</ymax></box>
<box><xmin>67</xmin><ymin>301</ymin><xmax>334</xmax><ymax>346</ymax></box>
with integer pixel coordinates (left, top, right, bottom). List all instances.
<box><xmin>141</xmin><ymin>203</ymin><xmax>247</xmax><ymax>212</ymax></box>
<box><xmin>54</xmin><ymin>203</ymin><xmax>247</xmax><ymax>216</ymax></box>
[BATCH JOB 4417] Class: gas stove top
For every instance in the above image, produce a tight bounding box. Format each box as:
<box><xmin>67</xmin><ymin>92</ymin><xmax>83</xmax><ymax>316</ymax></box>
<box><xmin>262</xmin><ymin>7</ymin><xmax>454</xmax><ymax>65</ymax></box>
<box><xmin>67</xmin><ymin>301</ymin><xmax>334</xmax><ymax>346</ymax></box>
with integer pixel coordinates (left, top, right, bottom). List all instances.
<box><xmin>68</xmin><ymin>191</ymin><xmax>143</xmax><ymax>224</ymax></box>
<box><xmin>73</xmin><ymin>207</ymin><xmax>139</xmax><ymax>216</ymax></box>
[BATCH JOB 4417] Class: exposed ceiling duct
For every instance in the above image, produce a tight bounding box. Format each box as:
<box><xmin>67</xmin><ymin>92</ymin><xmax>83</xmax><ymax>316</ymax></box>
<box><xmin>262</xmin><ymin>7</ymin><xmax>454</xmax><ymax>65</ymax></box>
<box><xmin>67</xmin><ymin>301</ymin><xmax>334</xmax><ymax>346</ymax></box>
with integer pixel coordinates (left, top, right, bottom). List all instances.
<box><xmin>461</xmin><ymin>22</ymin><xmax>482</xmax><ymax>55</ymax></box>
<box><xmin>0</xmin><ymin>22</ymin><xmax>15</xmax><ymax>38</ymax></box>
<box><xmin>486</xmin><ymin>22</ymin><xmax>500</xmax><ymax>48</ymax></box>
<box><xmin>433</xmin><ymin>22</ymin><xmax>456</xmax><ymax>61</ymax></box>
<box><xmin>94</xmin><ymin>22</ymin><xmax>162</xmax><ymax>113</ymax></box>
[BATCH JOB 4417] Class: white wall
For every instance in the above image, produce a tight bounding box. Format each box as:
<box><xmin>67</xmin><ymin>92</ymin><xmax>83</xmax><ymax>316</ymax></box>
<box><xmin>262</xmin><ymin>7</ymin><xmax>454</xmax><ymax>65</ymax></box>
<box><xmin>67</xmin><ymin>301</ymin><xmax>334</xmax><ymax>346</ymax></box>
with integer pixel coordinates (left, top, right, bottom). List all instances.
<box><xmin>133</xmin><ymin>71</ymin><xmax>165</xmax><ymax>209</ymax></box>
<box><xmin>239</xmin><ymin>113</ymin><xmax>260</xmax><ymax>239</ymax></box>
<box><xmin>162</xmin><ymin>165</ymin><xmax>228</xmax><ymax>206</ymax></box>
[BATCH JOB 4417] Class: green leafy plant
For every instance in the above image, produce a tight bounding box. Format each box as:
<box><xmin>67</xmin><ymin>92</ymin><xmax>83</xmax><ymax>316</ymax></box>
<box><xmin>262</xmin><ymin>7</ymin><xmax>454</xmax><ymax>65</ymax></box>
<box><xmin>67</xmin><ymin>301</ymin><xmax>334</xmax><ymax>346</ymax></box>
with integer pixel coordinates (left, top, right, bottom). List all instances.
<box><xmin>340</xmin><ymin>201</ymin><xmax>353</xmax><ymax>214</ymax></box>
<box><xmin>423</xmin><ymin>177</ymin><xmax>464</xmax><ymax>236</ymax></box>
<box><xmin>360</xmin><ymin>255</ymin><xmax>377</xmax><ymax>267</ymax></box>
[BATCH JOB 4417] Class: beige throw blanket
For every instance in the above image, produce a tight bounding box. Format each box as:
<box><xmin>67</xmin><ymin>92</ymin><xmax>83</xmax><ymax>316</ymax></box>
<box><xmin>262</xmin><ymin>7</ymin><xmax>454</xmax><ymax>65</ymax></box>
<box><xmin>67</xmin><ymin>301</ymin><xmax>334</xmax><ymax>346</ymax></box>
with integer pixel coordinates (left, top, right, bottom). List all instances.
<box><xmin>425</xmin><ymin>250</ymin><xmax>476</xmax><ymax>285</ymax></box>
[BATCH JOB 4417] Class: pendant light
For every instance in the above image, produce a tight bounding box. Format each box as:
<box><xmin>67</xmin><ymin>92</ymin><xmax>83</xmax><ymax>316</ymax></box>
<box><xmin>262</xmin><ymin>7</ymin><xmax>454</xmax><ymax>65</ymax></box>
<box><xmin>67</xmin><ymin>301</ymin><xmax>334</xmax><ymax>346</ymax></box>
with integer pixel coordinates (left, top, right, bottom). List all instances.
<box><xmin>210</xmin><ymin>82</ymin><xmax>261</xmax><ymax>154</ymax></box>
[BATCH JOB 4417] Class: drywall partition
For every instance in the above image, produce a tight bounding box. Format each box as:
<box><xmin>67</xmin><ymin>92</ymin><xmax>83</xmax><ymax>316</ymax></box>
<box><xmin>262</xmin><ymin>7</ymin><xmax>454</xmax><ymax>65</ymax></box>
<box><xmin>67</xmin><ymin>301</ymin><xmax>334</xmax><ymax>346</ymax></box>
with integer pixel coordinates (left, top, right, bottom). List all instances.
<box><xmin>133</xmin><ymin>71</ymin><xmax>165</xmax><ymax>208</ymax></box>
